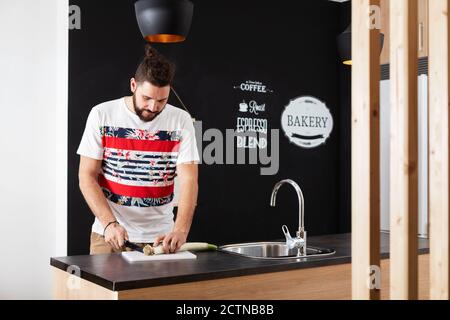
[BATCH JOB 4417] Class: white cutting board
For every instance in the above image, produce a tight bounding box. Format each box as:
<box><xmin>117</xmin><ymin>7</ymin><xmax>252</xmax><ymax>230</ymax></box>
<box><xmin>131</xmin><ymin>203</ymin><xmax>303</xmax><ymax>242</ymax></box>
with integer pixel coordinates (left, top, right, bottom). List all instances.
<box><xmin>122</xmin><ymin>251</ymin><xmax>197</xmax><ymax>262</ymax></box>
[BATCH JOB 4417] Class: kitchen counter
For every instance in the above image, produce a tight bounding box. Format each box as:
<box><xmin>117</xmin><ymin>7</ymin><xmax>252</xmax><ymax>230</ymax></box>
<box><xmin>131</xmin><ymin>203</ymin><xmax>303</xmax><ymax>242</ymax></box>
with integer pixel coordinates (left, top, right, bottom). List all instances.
<box><xmin>50</xmin><ymin>233</ymin><xmax>430</xmax><ymax>299</ymax></box>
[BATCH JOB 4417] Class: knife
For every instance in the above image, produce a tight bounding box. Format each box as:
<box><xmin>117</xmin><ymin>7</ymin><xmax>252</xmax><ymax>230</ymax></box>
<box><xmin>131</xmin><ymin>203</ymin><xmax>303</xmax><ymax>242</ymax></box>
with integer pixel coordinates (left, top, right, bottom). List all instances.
<box><xmin>124</xmin><ymin>240</ymin><xmax>144</xmax><ymax>253</ymax></box>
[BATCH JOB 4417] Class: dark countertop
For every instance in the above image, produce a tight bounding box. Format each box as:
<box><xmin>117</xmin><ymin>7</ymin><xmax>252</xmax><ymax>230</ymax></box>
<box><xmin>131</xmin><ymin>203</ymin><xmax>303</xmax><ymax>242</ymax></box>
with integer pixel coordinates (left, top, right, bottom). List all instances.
<box><xmin>50</xmin><ymin>233</ymin><xmax>429</xmax><ymax>291</ymax></box>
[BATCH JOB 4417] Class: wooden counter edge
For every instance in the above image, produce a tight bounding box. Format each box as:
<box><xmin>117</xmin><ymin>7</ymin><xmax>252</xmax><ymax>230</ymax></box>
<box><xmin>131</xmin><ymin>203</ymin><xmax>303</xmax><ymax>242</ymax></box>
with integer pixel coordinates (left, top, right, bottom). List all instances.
<box><xmin>52</xmin><ymin>254</ymin><xmax>430</xmax><ymax>300</ymax></box>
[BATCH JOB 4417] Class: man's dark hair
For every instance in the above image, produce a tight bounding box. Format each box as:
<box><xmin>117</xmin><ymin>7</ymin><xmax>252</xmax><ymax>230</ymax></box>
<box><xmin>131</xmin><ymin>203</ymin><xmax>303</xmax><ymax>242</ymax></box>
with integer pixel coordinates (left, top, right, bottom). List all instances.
<box><xmin>134</xmin><ymin>44</ymin><xmax>175</xmax><ymax>87</ymax></box>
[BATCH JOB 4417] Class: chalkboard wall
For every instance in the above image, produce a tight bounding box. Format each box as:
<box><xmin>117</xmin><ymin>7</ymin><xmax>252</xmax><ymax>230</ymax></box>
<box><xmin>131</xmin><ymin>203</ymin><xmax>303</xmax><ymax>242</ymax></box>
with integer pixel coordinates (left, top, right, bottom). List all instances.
<box><xmin>68</xmin><ymin>0</ymin><xmax>350</xmax><ymax>255</ymax></box>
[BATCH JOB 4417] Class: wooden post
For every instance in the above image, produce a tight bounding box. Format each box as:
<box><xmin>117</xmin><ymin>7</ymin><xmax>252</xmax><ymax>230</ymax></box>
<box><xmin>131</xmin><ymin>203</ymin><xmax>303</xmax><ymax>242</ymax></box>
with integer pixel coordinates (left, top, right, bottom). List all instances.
<box><xmin>428</xmin><ymin>0</ymin><xmax>450</xmax><ymax>300</ymax></box>
<box><xmin>389</xmin><ymin>0</ymin><xmax>419</xmax><ymax>300</ymax></box>
<box><xmin>352</xmin><ymin>0</ymin><xmax>381</xmax><ymax>300</ymax></box>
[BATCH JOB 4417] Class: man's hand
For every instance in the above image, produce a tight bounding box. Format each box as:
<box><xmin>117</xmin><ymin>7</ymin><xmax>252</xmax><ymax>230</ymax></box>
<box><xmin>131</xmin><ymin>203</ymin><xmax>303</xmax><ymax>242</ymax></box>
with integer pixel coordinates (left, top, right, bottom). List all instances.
<box><xmin>104</xmin><ymin>223</ymin><xmax>129</xmax><ymax>250</ymax></box>
<box><xmin>153</xmin><ymin>230</ymin><xmax>188</xmax><ymax>254</ymax></box>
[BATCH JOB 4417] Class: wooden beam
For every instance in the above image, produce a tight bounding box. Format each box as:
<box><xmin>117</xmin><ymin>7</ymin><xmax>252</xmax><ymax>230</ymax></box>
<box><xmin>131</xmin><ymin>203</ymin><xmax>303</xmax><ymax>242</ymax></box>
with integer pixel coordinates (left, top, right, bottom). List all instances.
<box><xmin>428</xmin><ymin>0</ymin><xmax>450</xmax><ymax>300</ymax></box>
<box><xmin>352</xmin><ymin>0</ymin><xmax>381</xmax><ymax>300</ymax></box>
<box><xmin>389</xmin><ymin>0</ymin><xmax>419</xmax><ymax>300</ymax></box>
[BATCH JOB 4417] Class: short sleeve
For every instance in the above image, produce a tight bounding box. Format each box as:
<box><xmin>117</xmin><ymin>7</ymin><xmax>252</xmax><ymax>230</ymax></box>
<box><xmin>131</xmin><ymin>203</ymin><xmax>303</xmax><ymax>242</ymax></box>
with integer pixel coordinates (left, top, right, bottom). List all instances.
<box><xmin>77</xmin><ymin>107</ymin><xmax>104</xmax><ymax>160</ymax></box>
<box><xmin>176</xmin><ymin>114</ymin><xmax>200</xmax><ymax>165</ymax></box>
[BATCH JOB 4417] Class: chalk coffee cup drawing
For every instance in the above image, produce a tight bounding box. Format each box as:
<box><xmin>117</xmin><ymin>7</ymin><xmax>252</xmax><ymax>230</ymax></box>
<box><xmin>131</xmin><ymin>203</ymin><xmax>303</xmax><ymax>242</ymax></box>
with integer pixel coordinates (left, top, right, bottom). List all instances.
<box><xmin>239</xmin><ymin>101</ymin><xmax>249</xmax><ymax>112</ymax></box>
<box><xmin>281</xmin><ymin>96</ymin><xmax>333</xmax><ymax>149</ymax></box>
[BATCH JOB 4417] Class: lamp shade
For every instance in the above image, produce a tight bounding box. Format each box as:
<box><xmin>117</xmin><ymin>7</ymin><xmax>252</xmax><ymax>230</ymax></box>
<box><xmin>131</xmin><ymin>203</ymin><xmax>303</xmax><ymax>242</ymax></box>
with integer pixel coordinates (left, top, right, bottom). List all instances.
<box><xmin>337</xmin><ymin>24</ymin><xmax>385</xmax><ymax>65</ymax></box>
<box><xmin>135</xmin><ymin>0</ymin><xmax>194</xmax><ymax>43</ymax></box>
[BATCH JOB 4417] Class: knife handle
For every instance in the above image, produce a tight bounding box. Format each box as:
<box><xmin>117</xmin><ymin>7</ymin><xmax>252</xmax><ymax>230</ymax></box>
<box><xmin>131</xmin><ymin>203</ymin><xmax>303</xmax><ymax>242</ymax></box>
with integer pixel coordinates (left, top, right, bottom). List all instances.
<box><xmin>124</xmin><ymin>240</ymin><xmax>144</xmax><ymax>253</ymax></box>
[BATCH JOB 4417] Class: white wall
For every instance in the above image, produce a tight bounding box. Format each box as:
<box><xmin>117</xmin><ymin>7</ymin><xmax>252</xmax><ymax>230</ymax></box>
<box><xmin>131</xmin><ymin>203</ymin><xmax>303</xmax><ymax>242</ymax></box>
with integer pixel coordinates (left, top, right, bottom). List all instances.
<box><xmin>0</xmin><ymin>0</ymin><xmax>68</xmax><ymax>299</ymax></box>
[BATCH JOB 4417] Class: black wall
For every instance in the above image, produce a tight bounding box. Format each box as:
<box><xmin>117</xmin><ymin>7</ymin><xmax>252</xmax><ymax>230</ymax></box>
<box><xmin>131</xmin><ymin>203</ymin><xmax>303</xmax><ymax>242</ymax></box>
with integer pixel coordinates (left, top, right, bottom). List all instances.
<box><xmin>68</xmin><ymin>0</ymin><xmax>349</xmax><ymax>255</ymax></box>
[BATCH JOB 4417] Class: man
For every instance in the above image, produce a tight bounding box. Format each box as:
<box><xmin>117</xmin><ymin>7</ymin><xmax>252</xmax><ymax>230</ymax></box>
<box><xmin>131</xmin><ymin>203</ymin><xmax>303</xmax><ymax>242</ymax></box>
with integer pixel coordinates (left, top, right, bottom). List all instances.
<box><xmin>77</xmin><ymin>45</ymin><xmax>199</xmax><ymax>255</ymax></box>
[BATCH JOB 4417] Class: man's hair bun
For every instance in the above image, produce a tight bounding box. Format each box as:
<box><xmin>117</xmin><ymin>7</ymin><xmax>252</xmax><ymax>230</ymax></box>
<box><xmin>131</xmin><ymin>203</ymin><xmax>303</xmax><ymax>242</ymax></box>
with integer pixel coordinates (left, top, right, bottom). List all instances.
<box><xmin>134</xmin><ymin>43</ymin><xmax>175</xmax><ymax>87</ymax></box>
<box><xmin>144</xmin><ymin>43</ymin><xmax>158</xmax><ymax>60</ymax></box>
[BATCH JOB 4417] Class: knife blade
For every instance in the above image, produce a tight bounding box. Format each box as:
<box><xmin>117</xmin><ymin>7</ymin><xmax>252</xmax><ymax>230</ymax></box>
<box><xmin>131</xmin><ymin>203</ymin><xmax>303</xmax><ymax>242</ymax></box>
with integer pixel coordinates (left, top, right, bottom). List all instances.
<box><xmin>124</xmin><ymin>240</ymin><xmax>144</xmax><ymax>253</ymax></box>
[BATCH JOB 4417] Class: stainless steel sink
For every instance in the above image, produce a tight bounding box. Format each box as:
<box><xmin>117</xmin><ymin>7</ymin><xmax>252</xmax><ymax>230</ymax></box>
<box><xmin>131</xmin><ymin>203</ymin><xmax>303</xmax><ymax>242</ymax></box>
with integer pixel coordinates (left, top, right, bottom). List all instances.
<box><xmin>219</xmin><ymin>180</ymin><xmax>336</xmax><ymax>260</ymax></box>
<box><xmin>219</xmin><ymin>241</ymin><xmax>335</xmax><ymax>260</ymax></box>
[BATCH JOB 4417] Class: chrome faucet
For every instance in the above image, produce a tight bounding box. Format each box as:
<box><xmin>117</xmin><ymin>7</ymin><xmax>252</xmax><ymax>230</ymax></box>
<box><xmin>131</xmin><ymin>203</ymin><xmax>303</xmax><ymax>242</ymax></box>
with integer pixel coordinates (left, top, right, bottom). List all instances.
<box><xmin>270</xmin><ymin>179</ymin><xmax>307</xmax><ymax>257</ymax></box>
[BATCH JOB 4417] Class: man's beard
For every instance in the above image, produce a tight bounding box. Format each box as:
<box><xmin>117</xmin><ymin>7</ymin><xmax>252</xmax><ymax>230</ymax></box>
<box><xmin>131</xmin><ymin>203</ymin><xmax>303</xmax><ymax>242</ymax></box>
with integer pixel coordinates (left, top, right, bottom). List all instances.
<box><xmin>132</xmin><ymin>93</ymin><xmax>163</xmax><ymax>122</ymax></box>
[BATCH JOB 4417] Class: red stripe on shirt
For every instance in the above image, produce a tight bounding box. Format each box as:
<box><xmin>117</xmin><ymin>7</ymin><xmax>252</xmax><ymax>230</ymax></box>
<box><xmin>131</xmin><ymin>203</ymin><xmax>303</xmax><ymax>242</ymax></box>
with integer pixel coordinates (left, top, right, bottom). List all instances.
<box><xmin>102</xmin><ymin>136</ymin><xmax>180</xmax><ymax>153</ymax></box>
<box><xmin>98</xmin><ymin>174</ymin><xmax>174</xmax><ymax>198</ymax></box>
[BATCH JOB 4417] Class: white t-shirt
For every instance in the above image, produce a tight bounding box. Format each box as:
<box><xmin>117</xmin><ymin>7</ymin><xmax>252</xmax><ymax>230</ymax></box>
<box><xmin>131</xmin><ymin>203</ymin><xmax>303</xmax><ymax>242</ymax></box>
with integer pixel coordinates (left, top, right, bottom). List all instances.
<box><xmin>77</xmin><ymin>97</ymin><xmax>200</xmax><ymax>243</ymax></box>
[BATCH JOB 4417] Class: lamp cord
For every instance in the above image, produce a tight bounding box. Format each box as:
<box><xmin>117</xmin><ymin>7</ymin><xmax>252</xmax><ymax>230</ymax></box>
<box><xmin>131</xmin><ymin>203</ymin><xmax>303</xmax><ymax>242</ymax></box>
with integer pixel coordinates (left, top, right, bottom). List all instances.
<box><xmin>171</xmin><ymin>87</ymin><xmax>193</xmax><ymax>118</ymax></box>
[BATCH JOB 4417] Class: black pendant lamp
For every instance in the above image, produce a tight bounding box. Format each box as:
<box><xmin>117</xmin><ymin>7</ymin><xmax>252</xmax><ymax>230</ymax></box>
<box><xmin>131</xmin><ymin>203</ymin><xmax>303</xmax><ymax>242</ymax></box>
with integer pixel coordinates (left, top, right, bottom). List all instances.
<box><xmin>337</xmin><ymin>24</ymin><xmax>385</xmax><ymax>65</ymax></box>
<box><xmin>135</xmin><ymin>0</ymin><xmax>194</xmax><ymax>43</ymax></box>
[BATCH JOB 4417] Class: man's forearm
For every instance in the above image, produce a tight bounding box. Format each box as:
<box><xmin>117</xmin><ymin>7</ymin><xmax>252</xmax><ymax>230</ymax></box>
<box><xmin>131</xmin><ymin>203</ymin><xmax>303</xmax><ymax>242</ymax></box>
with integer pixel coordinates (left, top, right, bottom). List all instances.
<box><xmin>79</xmin><ymin>177</ymin><xmax>116</xmax><ymax>228</ymax></box>
<box><xmin>174</xmin><ymin>178</ymin><xmax>198</xmax><ymax>234</ymax></box>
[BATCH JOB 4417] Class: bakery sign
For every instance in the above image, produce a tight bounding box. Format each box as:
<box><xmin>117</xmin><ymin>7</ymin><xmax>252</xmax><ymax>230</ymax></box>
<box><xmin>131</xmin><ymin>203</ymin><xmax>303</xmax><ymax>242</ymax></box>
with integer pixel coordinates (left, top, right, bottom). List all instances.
<box><xmin>281</xmin><ymin>96</ymin><xmax>333</xmax><ymax>149</ymax></box>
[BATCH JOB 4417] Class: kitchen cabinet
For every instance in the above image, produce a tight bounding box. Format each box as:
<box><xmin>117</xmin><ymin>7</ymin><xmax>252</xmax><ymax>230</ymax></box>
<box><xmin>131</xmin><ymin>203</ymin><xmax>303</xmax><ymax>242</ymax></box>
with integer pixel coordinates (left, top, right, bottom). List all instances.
<box><xmin>380</xmin><ymin>0</ymin><xmax>428</xmax><ymax>65</ymax></box>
